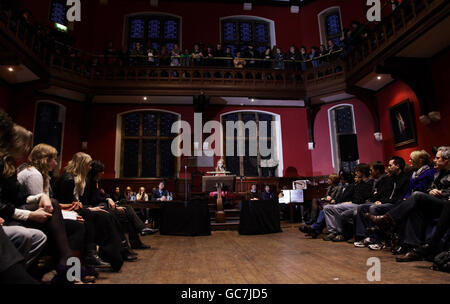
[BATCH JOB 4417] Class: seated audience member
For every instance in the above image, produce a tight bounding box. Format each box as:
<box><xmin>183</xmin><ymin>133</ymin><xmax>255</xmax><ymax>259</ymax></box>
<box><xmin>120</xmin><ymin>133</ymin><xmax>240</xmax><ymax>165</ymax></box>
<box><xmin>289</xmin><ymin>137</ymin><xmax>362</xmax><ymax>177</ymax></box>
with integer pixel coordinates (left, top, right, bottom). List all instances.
<box><xmin>309</xmin><ymin>47</ymin><xmax>320</xmax><ymax>68</ymax></box>
<box><xmin>0</xmin><ymin>125</ymin><xmax>91</xmax><ymax>283</ymax></box>
<box><xmin>224</xmin><ymin>46</ymin><xmax>234</xmax><ymax>68</ymax></box>
<box><xmin>152</xmin><ymin>182</ymin><xmax>170</xmax><ymax>201</ymax></box>
<box><xmin>308</xmin><ymin>174</ymin><xmax>342</xmax><ymax>223</ymax></box>
<box><xmin>180</xmin><ymin>48</ymin><xmax>192</xmax><ymax>67</ymax></box>
<box><xmin>244</xmin><ymin>44</ymin><xmax>256</xmax><ymax>68</ymax></box>
<box><xmin>192</xmin><ymin>43</ymin><xmax>203</xmax><ymax>66</ymax></box>
<box><xmin>158</xmin><ymin>46</ymin><xmax>171</xmax><ymax>67</ymax></box>
<box><xmin>0</xmin><ymin>112</ymin><xmax>47</xmax><ymax>274</ymax></box>
<box><xmin>136</xmin><ymin>186</ymin><xmax>150</xmax><ymax>225</ymax></box>
<box><xmin>233</xmin><ymin>51</ymin><xmax>245</xmax><ymax>68</ymax></box>
<box><xmin>111</xmin><ymin>187</ymin><xmax>125</xmax><ymax>203</ymax></box>
<box><xmin>355</xmin><ymin>157</ymin><xmax>410</xmax><ymax>250</ymax></box>
<box><xmin>262</xmin><ymin>46</ymin><xmax>273</xmax><ymax>69</ymax></box>
<box><xmin>353</xmin><ymin>161</ymin><xmax>394</xmax><ymax>247</ymax></box>
<box><xmin>323</xmin><ymin>164</ymin><xmax>373</xmax><ymax>242</ymax></box>
<box><xmin>299</xmin><ymin>46</ymin><xmax>309</xmax><ymax>71</ymax></box>
<box><xmin>136</xmin><ymin>187</ymin><xmax>149</xmax><ymax>201</ymax></box>
<box><xmin>170</xmin><ymin>43</ymin><xmax>180</xmax><ymax>67</ymax></box>
<box><xmin>54</xmin><ymin>152</ymin><xmax>136</xmax><ymax>271</ymax></box>
<box><xmin>248</xmin><ymin>184</ymin><xmax>259</xmax><ymax>200</ymax></box>
<box><xmin>203</xmin><ymin>45</ymin><xmax>214</xmax><ymax>66</ymax></box>
<box><xmin>0</xmin><ymin>223</ymin><xmax>39</xmax><ymax>284</ymax></box>
<box><xmin>368</xmin><ymin>146</ymin><xmax>450</xmax><ymax>262</ymax></box>
<box><xmin>124</xmin><ymin>186</ymin><xmax>134</xmax><ymax>201</ymax></box>
<box><xmin>405</xmin><ymin>150</ymin><xmax>436</xmax><ymax>198</ymax></box>
<box><xmin>213</xmin><ymin>43</ymin><xmax>224</xmax><ymax>66</ymax></box>
<box><xmin>86</xmin><ymin>161</ymin><xmax>152</xmax><ymax>249</ymax></box>
<box><xmin>130</xmin><ymin>41</ymin><xmax>145</xmax><ymax>65</ymax></box>
<box><xmin>273</xmin><ymin>46</ymin><xmax>285</xmax><ymax>70</ymax></box>
<box><xmin>318</xmin><ymin>44</ymin><xmax>328</xmax><ymax>65</ymax></box>
<box><xmin>145</xmin><ymin>41</ymin><xmax>155</xmax><ymax>66</ymax></box>
<box><xmin>261</xmin><ymin>185</ymin><xmax>275</xmax><ymax>201</ymax></box>
<box><xmin>302</xmin><ymin>173</ymin><xmax>353</xmax><ymax>238</ymax></box>
<box><xmin>16</xmin><ymin>143</ymin><xmax>103</xmax><ymax>271</ymax></box>
<box><xmin>286</xmin><ymin>45</ymin><xmax>299</xmax><ymax>71</ymax></box>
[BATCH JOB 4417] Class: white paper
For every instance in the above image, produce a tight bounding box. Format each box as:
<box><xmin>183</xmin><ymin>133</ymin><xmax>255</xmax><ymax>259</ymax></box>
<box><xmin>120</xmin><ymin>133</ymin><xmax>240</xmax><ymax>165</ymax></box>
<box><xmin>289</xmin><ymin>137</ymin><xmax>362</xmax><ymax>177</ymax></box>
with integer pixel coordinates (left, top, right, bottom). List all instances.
<box><xmin>61</xmin><ymin>210</ymin><xmax>78</xmax><ymax>221</ymax></box>
<box><xmin>279</xmin><ymin>190</ymin><xmax>303</xmax><ymax>204</ymax></box>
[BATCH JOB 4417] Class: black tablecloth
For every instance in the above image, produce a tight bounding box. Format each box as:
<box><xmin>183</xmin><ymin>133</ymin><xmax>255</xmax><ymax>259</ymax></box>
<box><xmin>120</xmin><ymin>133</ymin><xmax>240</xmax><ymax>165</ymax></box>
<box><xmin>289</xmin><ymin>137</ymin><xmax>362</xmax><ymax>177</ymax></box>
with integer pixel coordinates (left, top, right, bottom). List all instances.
<box><xmin>159</xmin><ymin>200</ymin><xmax>211</xmax><ymax>236</ymax></box>
<box><xmin>239</xmin><ymin>200</ymin><xmax>282</xmax><ymax>235</ymax></box>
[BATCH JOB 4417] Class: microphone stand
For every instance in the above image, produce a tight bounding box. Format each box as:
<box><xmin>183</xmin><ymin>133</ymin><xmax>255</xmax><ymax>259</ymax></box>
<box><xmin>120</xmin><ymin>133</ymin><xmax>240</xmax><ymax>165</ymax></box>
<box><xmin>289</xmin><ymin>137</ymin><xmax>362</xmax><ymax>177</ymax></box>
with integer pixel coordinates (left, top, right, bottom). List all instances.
<box><xmin>184</xmin><ymin>165</ymin><xmax>188</xmax><ymax>207</ymax></box>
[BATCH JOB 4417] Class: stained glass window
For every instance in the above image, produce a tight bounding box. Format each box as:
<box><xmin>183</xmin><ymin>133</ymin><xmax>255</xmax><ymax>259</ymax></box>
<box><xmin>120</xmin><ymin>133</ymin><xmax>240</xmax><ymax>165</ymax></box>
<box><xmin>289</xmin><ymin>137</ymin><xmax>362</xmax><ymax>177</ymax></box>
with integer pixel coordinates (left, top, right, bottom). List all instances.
<box><xmin>128</xmin><ymin>15</ymin><xmax>180</xmax><ymax>53</ymax></box>
<box><xmin>122</xmin><ymin>111</ymin><xmax>179</xmax><ymax>178</ymax></box>
<box><xmin>148</xmin><ymin>19</ymin><xmax>161</xmax><ymax>39</ymax></box>
<box><xmin>324</xmin><ymin>11</ymin><xmax>343</xmax><ymax>47</ymax></box>
<box><xmin>222</xmin><ymin>112</ymin><xmax>278</xmax><ymax>177</ymax></box>
<box><xmin>50</xmin><ymin>0</ymin><xmax>67</xmax><ymax>25</ymax></box>
<box><xmin>222</xmin><ymin>19</ymin><xmax>270</xmax><ymax>57</ymax></box>
<box><xmin>326</xmin><ymin>14</ymin><xmax>341</xmax><ymax>37</ymax></box>
<box><xmin>223</xmin><ymin>22</ymin><xmax>237</xmax><ymax>42</ymax></box>
<box><xmin>335</xmin><ymin>106</ymin><xmax>354</xmax><ymax>134</ymax></box>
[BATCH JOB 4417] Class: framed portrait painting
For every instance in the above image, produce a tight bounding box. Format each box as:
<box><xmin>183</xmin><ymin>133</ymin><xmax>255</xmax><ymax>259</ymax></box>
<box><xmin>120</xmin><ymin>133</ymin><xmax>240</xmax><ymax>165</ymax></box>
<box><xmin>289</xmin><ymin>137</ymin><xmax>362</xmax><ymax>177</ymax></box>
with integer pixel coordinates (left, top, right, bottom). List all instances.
<box><xmin>389</xmin><ymin>100</ymin><xmax>417</xmax><ymax>148</ymax></box>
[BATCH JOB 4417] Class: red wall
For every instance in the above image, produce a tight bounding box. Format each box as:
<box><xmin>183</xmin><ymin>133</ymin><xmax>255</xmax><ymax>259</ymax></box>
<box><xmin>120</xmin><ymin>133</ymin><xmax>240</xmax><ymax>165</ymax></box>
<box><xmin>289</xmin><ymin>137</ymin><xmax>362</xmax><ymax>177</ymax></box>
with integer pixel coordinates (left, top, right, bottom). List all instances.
<box><xmin>376</xmin><ymin>49</ymin><xmax>450</xmax><ymax>162</ymax></box>
<box><xmin>87</xmin><ymin>104</ymin><xmax>195</xmax><ymax>179</ymax></box>
<box><xmin>311</xmin><ymin>99</ymin><xmax>383</xmax><ymax>176</ymax></box>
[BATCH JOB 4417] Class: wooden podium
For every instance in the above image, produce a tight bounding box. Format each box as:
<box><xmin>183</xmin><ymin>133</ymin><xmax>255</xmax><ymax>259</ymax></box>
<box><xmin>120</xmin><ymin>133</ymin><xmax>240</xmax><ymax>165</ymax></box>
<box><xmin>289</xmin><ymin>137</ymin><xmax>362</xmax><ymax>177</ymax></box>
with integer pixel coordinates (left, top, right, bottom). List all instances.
<box><xmin>202</xmin><ymin>174</ymin><xmax>235</xmax><ymax>223</ymax></box>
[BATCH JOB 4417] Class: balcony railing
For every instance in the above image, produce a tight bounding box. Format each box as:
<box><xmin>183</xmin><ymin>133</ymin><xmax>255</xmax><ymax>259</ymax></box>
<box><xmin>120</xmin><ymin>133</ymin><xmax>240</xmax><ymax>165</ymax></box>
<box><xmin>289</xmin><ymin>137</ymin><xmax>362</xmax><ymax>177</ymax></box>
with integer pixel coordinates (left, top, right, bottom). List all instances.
<box><xmin>347</xmin><ymin>0</ymin><xmax>447</xmax><ymax>79</ymax></box>
<box><xmin>0</xmin><ymin>1</ymin><xmax>345</xmax><ymax>96</ymax></box>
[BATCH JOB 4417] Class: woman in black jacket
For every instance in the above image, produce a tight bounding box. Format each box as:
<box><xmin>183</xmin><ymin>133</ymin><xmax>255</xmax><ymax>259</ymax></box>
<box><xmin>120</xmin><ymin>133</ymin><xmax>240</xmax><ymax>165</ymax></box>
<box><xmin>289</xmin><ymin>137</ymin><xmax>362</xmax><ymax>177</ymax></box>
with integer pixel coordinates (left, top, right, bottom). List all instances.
<box><xmin>54</xmin><ymin>152</ymin><xmax>137</xmax><ymax>272</ymax></box>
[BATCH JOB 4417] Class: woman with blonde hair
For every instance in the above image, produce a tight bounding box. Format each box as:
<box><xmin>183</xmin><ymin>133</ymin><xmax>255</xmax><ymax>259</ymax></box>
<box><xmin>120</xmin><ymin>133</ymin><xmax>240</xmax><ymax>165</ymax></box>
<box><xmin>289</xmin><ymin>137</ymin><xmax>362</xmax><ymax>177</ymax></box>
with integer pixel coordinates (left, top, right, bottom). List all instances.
<box><xmin>17</xmin><ymin>144</ymin><xmax>108</xmax><ymax>271</ymax></box>
<box><xmin>405</xmin><ymin>150</ymin><xmax>436</xmax><ymax>198</ymax></box>
<box><xmin>54</xmin><ymin>152</ymin><xmax>136</xmax><ymax>271</ymax></box>
<box><xmin>215</xmin><ymin>158</ymin><xmax>226</xmax><ymax>176</ymax></box>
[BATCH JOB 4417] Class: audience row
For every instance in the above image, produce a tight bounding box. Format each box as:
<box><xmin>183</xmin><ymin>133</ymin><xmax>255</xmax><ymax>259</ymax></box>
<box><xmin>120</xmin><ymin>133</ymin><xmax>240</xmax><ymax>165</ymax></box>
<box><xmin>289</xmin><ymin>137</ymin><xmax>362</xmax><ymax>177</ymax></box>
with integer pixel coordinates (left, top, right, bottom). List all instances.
<box><xmin>299</xmin><ymin>149</ymin><xmax>450</xmax><ymax>267</ymax></box>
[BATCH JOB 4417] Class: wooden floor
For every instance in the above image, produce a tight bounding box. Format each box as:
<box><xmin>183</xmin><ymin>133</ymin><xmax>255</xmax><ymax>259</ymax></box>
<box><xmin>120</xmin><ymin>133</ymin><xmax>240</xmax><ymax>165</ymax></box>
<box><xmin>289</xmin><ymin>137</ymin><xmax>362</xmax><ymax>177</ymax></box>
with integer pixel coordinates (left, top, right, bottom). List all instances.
<box><xmin>97</xmin><ymin>225</ymin><xmax>450</xmax><ymax>284</ymax></box>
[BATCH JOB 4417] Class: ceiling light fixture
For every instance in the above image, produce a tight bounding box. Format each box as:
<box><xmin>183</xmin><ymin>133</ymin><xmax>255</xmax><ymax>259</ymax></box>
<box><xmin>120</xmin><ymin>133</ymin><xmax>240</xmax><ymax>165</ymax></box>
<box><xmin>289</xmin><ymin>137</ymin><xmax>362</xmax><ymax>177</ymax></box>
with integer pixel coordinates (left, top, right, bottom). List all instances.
<box><xmin>143</xmin><ymin>96</ymin><xmax>148</xmax><ymax>101</ymax></box>
<box><xmin>7</xmin><ymin>67</ymin><xmax>14</xmax><ymax>72</ymax></box>
<box><xmin>377</xmin><ymin>76</ymin><xmax>382</xmax><ymax>80</ymax></box>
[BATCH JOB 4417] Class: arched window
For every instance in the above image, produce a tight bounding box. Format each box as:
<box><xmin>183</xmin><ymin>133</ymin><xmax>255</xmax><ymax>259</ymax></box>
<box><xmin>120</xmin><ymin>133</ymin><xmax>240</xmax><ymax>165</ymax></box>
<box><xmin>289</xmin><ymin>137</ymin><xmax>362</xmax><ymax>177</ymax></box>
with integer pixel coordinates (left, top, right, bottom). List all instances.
<box><xmin>221</xmin><ymin>16</ymin><xmax>274</xmax><ymax>57</ymax></box>
<box><xmin>119</xmin><ymin>111</ymin><xmax>179</xmax><ymax>178</ymax></box>
<box><xmin>318</xmin><ymin>7</ymin><xmax>343</xmax><ymax>48</ymax></box>
<box><xmin>33</xmin><ymin>101</ymin><xmax>66</xmax><ymax>170</ymax></box>
<box><xmin>328</xmin><ymin>105</ymin><xmax>359</xmax><ymax>173</ymax></box>
<box><xmin>221</xmin><ymin>111</ymin><xmax>281</xmax><ymax>177</ymax></box>
<box><xmin>126</xmin><ymin>13</ymin><xmax>180</xmax><ymax>52</ymax></box>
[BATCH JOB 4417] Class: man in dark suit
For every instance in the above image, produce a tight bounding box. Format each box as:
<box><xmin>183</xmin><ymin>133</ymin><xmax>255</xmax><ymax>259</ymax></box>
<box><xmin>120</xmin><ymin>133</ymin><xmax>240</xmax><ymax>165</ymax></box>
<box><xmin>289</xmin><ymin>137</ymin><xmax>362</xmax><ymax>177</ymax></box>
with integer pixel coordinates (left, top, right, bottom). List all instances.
<box><xmin>355</xmin><ymin>157</ymin><xmax>410</xmax><ymax>249</ymax></box>
<box><xmin>353</xmin><ymin>161</ymin><xmax>394</xmax><ymax>245</ymax></box>
<box><xmin>151</xmin><ymin>182</ymin><xmax>170</xmax><ymax>201</ymax></box>
<box><xmin>261</xmin><ymin>185</ymin><xmax>275</xmax><ymax>201</ymax></box>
